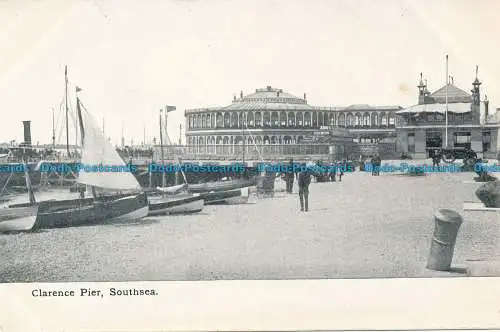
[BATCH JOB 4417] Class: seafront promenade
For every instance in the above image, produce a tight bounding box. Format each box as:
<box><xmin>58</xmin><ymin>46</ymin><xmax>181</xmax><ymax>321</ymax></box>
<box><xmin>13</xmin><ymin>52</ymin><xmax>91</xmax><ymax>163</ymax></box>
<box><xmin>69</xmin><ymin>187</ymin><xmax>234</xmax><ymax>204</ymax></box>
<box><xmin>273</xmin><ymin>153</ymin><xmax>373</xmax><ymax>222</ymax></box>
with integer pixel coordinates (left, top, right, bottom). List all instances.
<box><xmin>1</xmin><ymin>169</ymin><xmax>498</xmax><ymax>282</ymax></box>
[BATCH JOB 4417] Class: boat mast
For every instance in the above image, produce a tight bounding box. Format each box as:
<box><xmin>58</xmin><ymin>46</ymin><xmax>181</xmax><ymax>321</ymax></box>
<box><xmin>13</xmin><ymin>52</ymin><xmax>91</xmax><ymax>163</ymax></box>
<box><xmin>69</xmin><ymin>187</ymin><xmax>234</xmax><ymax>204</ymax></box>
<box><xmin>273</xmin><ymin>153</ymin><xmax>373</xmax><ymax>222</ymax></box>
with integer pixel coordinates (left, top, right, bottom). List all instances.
<box><xmin>445</xmin><ymin>54</ymin><xmax>449</xmax><ymax>148</ymax></box>
<box><xmin>242</xmin><ymin>117</ymin><xmax>246</xmax><ymax>163</ymax></box>
<box><xmin>65</xmin><ymin>65</ymin><xmax>70</xmax><ymax>155</ymax></box>
<box><xmin>52</xmin><ymin>107</ymin><xmax>56</xmax><ymax>149</ymax></box>
<box><xmin>179</xmin><ymin>123</ymin><xmax>182</xmax><ymax>145</ymax></box>
<box><xmin>23</xmin><ymin>159</ymin><xmax>36</xmax><ymax>205</ymax></box>
<box><xmin>159</xmin><ymin>108</ymin><xmax>166</xmax><ymax>187</ymax></box>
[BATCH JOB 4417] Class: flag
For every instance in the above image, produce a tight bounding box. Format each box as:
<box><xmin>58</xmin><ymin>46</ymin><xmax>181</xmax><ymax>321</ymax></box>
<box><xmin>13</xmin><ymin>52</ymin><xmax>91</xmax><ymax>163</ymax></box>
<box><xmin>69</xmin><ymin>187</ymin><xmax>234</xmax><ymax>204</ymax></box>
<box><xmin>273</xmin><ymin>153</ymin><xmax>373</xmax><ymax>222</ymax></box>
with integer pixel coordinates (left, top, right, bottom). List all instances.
<box><xmin>166</xmin><ymin>105</ymin><xmax>176</xmax><ymax>112</ymax></box>
<box><xmin>76</xmin><ymin>86</ymin><xmax>82</xmax><ymax>93</ymax></box>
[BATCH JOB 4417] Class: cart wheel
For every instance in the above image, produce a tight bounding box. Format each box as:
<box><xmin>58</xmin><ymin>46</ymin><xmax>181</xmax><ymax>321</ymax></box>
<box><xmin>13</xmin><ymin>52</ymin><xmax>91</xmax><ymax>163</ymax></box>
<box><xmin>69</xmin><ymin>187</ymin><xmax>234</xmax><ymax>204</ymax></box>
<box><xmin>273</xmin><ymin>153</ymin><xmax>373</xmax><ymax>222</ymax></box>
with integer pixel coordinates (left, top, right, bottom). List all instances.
<box><xmin>442</xmin><ymin>152</ymin><xmax>456</xmax><ymax>164</ymax></box>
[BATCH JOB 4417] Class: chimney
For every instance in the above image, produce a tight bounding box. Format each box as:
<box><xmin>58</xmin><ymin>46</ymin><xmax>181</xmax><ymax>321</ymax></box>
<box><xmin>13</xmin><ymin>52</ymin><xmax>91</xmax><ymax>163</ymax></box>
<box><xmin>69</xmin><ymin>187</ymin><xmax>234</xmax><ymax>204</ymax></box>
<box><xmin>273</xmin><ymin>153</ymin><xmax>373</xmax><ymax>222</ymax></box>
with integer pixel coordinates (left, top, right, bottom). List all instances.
<box><xmin>277</xmin><ymin>90</ymin><xmax>280</xmax><ymax>97</ymax></box>
<box><xmin>266</xmin><ymin>85</ymin><xmax>272</xmax><ymax>91</ymax></box>
<box><xmin>240</xmin><ymin>90</ymin><xmax>243</xmax><ymax>99</ymax></box>
<box><xmin>22</xmin><ymin>120</ymin><xmax>32</xmax><ymax>146</ymax></box>
<box><xmin>484</xmin><ymin>95</ymin><xmax>489</xmax><ymax>121</ymax></box>
<box><xmin>303</xmin><ymin>93</ymin><xmax>307</xmax><ymax>102</ymax></box>
<box><xmin>233</xmin><ymin>94</ymin><xmax>236</xmax><ymax>101</ymax></box>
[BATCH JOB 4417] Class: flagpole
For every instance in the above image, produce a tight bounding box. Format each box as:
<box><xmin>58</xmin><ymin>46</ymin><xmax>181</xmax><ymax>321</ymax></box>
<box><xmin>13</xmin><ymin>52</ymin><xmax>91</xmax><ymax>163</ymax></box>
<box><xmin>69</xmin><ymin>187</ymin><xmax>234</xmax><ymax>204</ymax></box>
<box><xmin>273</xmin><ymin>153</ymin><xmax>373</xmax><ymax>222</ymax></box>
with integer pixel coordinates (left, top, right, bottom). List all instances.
<box><xmin>52</xmin><ymin>107</ymin><xmax>56</xmax><ymax>149</ymax></box>
<box><xmin>445</xmin><ymin>54</ymin><xmax>449</xmax><ymax>148</ymax></box>
<box><xmin>65</xmin><ymin>65</ymin><xmax>70</xmax><ymax>155</ymax></box>
<box><xmin>159</xmin><ymin>108</ymin><xmax>166</xmax><ymax>188</ymax></box>
<box><xmin>75</xmin><ymin>87</ymin><xmax>79</xmax><ymax>148</ymax></box>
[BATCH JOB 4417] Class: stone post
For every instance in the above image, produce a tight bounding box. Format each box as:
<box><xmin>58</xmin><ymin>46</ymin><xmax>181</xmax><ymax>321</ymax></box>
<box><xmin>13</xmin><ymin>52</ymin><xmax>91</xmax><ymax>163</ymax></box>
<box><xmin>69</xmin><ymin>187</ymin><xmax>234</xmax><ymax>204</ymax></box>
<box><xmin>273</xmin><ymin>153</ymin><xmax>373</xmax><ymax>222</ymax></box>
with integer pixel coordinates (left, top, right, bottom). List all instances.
<box><xmin>427</xmin><ymin>209</ymin><xmax>464</xmax><ymax>271</ymax></box>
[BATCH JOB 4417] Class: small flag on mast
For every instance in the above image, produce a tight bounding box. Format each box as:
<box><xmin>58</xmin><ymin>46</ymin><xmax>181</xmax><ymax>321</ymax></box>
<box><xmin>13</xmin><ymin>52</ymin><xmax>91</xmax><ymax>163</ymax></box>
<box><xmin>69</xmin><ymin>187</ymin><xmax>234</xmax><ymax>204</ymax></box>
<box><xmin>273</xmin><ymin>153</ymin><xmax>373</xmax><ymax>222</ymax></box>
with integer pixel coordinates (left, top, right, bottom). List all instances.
<box><xmin>166</xmin><ymin>105</ymin><xmax>176</xmax><ymax>112</ymax></box>
<box><xmin>76</xmin><ymin>86</ymin><xmax>82</xmax><ymax>92</ymax></box>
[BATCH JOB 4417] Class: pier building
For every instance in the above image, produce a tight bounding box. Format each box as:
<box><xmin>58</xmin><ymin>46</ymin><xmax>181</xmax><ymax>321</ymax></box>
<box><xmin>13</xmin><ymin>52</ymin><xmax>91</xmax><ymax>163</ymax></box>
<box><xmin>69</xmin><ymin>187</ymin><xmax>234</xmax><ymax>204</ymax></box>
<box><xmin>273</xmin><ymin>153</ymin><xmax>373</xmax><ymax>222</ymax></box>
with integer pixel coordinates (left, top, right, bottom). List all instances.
<box><xmin>396</xmin><ymin>71</ymin><xmax>500</xmax><ymax>159</ymax></box>
<box><xmin>184</xmin><ymin>86</ymin><xmax>401</xmax><ymax>161</ymax></box>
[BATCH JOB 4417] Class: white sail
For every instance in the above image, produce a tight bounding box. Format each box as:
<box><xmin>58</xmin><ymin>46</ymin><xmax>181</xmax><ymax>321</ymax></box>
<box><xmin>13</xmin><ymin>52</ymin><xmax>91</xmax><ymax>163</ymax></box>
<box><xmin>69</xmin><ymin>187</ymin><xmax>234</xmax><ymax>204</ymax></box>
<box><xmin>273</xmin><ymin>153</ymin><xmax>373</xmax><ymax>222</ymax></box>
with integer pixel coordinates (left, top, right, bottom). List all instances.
<box><xmin>77</xmin><ymin>106</ymin><xmax>140</xmax><ymax>191</ymax></box>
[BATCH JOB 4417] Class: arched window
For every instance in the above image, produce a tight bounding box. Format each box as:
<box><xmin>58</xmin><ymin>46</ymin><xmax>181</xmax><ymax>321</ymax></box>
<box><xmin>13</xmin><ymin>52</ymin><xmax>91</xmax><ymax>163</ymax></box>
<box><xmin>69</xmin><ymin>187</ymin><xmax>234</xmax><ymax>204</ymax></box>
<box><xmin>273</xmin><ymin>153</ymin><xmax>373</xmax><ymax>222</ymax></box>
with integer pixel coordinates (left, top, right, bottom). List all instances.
<box><xmin>338</xmin><ymin>114</ymin><xmax>345</xmax><ymax>127</ymax></box>
<box><xmin>346</xmin><ymin>114</ymin><xmax>354</xmax><ymax>127</ymax></box>
<box><xmin>216</xmin><ymin>112</ymin><xmax>223</xmax><ymax>128</ymax></box>
<box><xmin>363</xmin><ymin>113</ymin><xmax>370</xmax><ymax>126</ymax></box>
<box><xmin>388</xmin><ymin>114</ymin><xmax>395</xmax><ymax>126</ymax></box>
<box><xmin>304</xmin><ymin>112</ymin><xmax>311</xmax><ymax>126</ymax></box>
<box><xmin>380</xmin><ymin>113</ymin><xmax>387</xmax><ymax>126</ymax></box>
<box><xmin>280</xmin><ymin>112</ymin><xmax>287</xmax><ymax>126</ymax></box>
<box><xmin>247</xmin><ymin>112</ymin><xmax>254</xmax><ymax>127</ymax></box>
<box><xmin>263</xmin><ymin>112</ymin><xmax>271</xmax><ymax>127</ymax></box>
<box><xmin>271</xmin><ymin>112</ymin><xmax>278</xmax><ymax>126</ymax></box>
<box><xmin>288</xmin><ymin>112</ymin><xmax>296</xmax><ymax>126</ymax></box>
<box><xmin>255</xmin><ymin>112</ymin><xmax>262</xmax><ymax>127</ymax></box>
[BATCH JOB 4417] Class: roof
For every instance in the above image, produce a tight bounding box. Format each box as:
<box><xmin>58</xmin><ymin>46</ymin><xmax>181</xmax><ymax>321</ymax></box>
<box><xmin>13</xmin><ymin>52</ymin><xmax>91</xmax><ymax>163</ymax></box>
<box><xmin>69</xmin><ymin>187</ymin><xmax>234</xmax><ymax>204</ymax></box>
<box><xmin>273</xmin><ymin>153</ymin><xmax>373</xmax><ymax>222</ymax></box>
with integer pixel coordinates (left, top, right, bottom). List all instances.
<box><xmin>184</xmin><ymin>86</ymin><xmax>402</xmax><ymax>114</ymax></box>
<box><xmin>223</xmin><ymin>101</ymin><xmax>314</xmax><ymax>111</ymax></box>
<box><xmin>243</xmin><ymin>87</ymin><xmax>303</xmax><ymax>101</ymax></box>
<box><xmin>429</xmin><ymin>84</ymin><xmax>472</xmax><ymax>103</ymax></box>
<box><xmin>397</xmin><ymin>103</ymin><xmax>473</xmax><ymax>114</ymax></box>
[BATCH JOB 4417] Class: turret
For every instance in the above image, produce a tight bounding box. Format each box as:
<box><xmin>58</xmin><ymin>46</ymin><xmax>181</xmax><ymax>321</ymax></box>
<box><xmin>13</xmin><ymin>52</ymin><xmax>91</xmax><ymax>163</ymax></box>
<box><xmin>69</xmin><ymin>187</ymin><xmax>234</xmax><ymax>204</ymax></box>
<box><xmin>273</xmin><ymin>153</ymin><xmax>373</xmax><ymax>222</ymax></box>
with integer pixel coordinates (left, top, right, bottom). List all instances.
<box><xmin>417</xmin><ymin>73</ymin><xmax>428</xmax><ymax>104</ymax></box>
<box><xmin>471</xmin><ymin>65</ymin><xmax>481</xmax><ymax>106</ymax></box>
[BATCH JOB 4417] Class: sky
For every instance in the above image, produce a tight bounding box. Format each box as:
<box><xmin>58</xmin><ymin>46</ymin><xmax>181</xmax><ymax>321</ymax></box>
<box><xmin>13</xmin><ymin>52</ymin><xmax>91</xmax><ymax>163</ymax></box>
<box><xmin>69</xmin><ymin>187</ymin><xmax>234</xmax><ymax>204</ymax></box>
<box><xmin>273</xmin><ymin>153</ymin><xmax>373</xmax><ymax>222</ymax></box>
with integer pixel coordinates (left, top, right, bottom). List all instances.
<box><xmin>0</xmin><ymin>0</ymin><xmax>499</xmax><ymax>146</ymax></box>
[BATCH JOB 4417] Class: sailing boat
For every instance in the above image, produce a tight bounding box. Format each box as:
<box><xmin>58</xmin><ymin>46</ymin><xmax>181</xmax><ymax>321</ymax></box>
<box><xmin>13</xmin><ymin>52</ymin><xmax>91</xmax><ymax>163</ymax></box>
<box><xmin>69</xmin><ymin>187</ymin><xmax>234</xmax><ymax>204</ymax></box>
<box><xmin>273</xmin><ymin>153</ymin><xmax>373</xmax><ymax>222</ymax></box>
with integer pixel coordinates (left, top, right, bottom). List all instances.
<box><xmin>0</xmin><ymin>162</ymin><xmax>38</xmax><ymax>233</ymax></box>
<box><xmin>146</xmin><ymin>107</ymin><xmax>204</xmax><ymax>216</ymax></box>
<box><xmin>32</xmin><ymin>71</ymin><xmax>149</xmax><ymax>229</ymax></box>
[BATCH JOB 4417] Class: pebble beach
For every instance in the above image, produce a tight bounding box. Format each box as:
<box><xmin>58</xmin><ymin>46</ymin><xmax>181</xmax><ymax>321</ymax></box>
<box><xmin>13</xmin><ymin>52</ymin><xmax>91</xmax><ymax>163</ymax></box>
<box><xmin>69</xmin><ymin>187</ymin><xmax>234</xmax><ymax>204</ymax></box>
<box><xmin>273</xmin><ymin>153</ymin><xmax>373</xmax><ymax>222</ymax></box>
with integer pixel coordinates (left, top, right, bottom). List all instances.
<box><xmin>1</xmin><ymin>169</ymin><xmax>499</xmax><ymax>282</ymax></box>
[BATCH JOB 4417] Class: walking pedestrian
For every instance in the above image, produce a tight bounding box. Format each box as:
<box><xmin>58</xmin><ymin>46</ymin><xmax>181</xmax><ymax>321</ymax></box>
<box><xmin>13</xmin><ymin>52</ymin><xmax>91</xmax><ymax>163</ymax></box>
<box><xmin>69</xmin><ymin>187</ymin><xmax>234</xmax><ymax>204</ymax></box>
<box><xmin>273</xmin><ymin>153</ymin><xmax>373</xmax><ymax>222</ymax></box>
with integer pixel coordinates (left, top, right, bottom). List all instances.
<box><xmin>330</xmin><ymin>160</ymin><xmax>337</xmax><ymax>182</ymax></box>
<box><xmin>298</xmin><ymin>163</ymin><xmax>312</xmax><ymax>212</ymax></box>
<box><xmin>285</xmin><ymin>159</ymin><xmax>295</xmax><ymax>193</ymax></box>
<box><xmin>338</xmin><ymin>160</ymin><xmax>345</xmax><ymax>181</ymax></box>
<box><xmin>432</xmin><ymin>148</ymin><xmax>442</xmax><ymax>167</ymax></box>
<box><xmin>375</xmin><ymin>155</ymin><xmax>382</xmax><ymax>176</ymax></box>
<box><xmin>369</xmin><ymin>156</ymin><xmax>375</xmax><ymax>176</ymax></box>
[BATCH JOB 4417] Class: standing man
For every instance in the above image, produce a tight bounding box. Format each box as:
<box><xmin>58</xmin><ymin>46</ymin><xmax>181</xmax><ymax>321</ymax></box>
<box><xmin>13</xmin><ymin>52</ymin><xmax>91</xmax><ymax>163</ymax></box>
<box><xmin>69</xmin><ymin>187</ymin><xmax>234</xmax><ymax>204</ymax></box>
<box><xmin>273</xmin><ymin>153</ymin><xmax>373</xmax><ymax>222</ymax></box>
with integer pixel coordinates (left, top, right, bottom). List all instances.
<box><xmin>285</xmin><ymin>159</ymin><xmax>295</xmax><ymax>194</ymax></box>
<box><xmin>298</xmin><ymin>163</ymin><xmax>312</xmax><ymax>212</ymax></box>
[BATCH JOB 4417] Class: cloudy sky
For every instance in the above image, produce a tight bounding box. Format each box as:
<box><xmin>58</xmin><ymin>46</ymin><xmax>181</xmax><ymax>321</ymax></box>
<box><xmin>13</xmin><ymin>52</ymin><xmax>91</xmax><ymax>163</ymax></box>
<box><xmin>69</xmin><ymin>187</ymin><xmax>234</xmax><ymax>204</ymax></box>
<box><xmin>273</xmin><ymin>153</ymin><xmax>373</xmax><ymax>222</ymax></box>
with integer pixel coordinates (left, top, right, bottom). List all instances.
<box><xmin>0</xmin><ymin>0</ymin><xmax>498</xmax><ymax>146</ymax></box>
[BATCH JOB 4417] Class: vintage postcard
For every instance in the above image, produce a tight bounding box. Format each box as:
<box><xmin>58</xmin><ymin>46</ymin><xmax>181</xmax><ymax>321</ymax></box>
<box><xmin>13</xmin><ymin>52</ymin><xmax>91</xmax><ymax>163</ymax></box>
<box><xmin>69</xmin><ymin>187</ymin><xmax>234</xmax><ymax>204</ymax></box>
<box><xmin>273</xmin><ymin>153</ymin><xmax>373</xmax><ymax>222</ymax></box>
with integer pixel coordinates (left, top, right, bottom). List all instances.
<box><xmin>0</xmin><ymin>0</ymin><xmax>499</xmax><ymax>330</ymax></box>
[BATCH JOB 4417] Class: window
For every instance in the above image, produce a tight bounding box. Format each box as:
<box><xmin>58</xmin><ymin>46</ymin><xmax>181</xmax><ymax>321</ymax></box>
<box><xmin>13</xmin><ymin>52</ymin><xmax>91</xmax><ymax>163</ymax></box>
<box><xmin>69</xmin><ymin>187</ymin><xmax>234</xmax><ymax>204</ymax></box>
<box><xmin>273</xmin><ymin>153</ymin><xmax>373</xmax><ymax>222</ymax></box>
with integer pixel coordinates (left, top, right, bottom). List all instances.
<box><xmin>381</xmin><ymin>115</ymin><xmax>387</xmax><ymax>126</ymax></box>
<box><xmin>389</xmin><ymin>115</ymin><xmax>395</xmax><ymax>126</ymax></box>
<box><xmin>454</xmin><ymin>132</ymin><xmax>471</xmax><ymax>149</ymax></box>
<box><xmin>338</xmin><ymin>114</ymin><xmax>345</xmax><ymax>127</ymax></box>
<box><xmin>364</xmin><ymin>115</ymin><xmax>370</xmax><ymax>126</ymax></box>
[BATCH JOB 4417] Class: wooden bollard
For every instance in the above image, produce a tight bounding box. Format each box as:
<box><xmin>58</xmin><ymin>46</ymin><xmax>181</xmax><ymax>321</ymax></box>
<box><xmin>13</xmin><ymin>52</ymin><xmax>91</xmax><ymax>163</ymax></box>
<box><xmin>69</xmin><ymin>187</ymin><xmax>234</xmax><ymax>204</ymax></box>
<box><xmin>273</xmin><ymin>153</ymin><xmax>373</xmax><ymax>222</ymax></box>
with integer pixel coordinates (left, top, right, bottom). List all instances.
<box><xmin>427</xmin><ymin>209</ymin><xmax>464</xmax><ymax>271</ymax></box>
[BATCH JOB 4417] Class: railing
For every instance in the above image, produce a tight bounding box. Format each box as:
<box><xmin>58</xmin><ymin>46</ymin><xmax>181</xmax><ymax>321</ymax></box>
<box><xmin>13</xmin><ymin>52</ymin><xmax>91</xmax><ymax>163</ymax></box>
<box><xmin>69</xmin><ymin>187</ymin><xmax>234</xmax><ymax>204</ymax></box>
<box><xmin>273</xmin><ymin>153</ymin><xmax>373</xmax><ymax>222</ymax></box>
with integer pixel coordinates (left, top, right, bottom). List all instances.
<box><xmin>133</xmin><ymin>144</ymin><xmax>334</xmax><ymax>161</ymax></box>
<box><xmin>186</xmin><ymin>124</ymin><xmax>397</xmax><ymax>131</ymax></box>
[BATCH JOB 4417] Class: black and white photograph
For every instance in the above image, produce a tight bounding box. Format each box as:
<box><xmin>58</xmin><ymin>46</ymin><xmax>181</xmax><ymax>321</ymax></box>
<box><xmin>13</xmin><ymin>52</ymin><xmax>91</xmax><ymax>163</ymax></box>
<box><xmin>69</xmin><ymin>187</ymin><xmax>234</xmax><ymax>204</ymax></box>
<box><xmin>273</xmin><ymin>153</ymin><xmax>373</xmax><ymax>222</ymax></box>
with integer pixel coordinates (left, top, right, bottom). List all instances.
<box><xmin>1</xmin><ymin>0</ymin><xmax>499</xmax><ymax>287</ymax></box>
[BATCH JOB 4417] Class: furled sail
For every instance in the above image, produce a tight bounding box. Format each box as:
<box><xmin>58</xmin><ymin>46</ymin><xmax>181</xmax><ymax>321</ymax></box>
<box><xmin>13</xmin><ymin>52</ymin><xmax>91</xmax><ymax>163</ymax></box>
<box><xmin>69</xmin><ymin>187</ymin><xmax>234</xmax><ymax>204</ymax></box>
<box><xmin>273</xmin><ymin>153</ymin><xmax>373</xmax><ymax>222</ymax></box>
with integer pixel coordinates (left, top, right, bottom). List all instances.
<box><xmin>76</xmin><ymin>98</ymin><xmax>140</xmax><ymax>191</ymax></box>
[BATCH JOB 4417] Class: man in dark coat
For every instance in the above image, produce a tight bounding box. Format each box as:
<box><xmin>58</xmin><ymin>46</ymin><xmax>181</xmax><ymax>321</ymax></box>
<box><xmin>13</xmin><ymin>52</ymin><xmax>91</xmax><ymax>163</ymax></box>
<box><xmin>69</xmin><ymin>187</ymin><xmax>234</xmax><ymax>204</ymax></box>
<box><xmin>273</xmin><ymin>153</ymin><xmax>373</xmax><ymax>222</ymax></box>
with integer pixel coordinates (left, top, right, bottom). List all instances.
<box><xmin>285</xmin><ymin>159</ymin><xmax>295</xmax><ymax>193</ymax></box>
<box><xmin>298</xmin><ymin>163</ymin><xmax>312</xmax><ymax>212</ymax></box>
<box><xmin>432</xmin><ymin>148</ymin><xmax>442</xmax><ymax>167</ymax></box>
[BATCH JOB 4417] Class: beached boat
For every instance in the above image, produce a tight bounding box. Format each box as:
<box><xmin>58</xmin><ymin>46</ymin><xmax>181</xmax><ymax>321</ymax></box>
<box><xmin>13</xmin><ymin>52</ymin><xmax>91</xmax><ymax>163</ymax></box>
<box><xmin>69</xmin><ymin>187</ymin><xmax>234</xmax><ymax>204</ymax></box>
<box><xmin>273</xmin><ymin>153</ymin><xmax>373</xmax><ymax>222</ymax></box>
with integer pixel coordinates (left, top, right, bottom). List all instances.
<box><xmin>147</xmin><ymin>193</ymin><xmax>204</xmax><ymax>216</ymax></box>
<box><xmin>0</xmin><ymin>163</ymin><xmax>38</xmax><ymax>233</ymax></box>
<box><xmin>199</xmin><ymin>186</ymin><xmax>250</xmax><ymax>205</ymax></box>
<box><xmin>187</xmin><ymin>178</ymin><xmax>256</xmax><ymax>194</ymax></box>
<box><xmin>32</xmin><ymin>69</ymin><xmax>148</xmax><ymax>229</ymax></box>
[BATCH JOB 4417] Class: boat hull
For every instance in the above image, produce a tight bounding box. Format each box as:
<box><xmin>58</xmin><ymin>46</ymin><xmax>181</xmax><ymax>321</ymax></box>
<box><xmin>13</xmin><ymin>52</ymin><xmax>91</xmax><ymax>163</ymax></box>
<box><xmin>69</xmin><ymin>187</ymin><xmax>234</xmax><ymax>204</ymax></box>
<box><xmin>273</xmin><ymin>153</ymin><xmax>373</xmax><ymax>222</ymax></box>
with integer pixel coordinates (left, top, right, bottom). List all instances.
<box><xmin>187</xmin><ymin>178</ymin><xmax>256</xmax><ymax>194</ymax></box>
<box><xmin>32</xmin><ymin>192</ymin><xmax>148</xmax><ymax>230</ymax></box>
<box><xmin>200</xmin><ymin>187</ymin><xmax>250</xmax><ymax>205</ymax></box>
<box><xmin>148</xmin><ymin>195</ymin><xmax>204</xmax><ymax>216</ymax></box>
<box><xmin>0</xmin><ymin>205</ymin><xmax>39</xmax><ymax>233</ymax></box>
<box><xmin>224</xmin><ymin>187</ymin><xmax>250</xmax><ymax>204</ymax></box>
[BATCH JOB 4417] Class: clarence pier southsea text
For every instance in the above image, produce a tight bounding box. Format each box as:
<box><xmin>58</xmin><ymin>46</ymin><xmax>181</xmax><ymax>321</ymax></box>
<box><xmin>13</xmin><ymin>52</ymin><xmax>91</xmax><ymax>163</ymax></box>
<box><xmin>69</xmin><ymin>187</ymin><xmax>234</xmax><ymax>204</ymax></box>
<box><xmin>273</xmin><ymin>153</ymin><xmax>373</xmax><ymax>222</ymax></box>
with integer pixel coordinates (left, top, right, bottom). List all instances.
<box><xmin>32</xmin><ymin>287</ymin><xmax>158</xmax><ymax>298</ymax></box>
